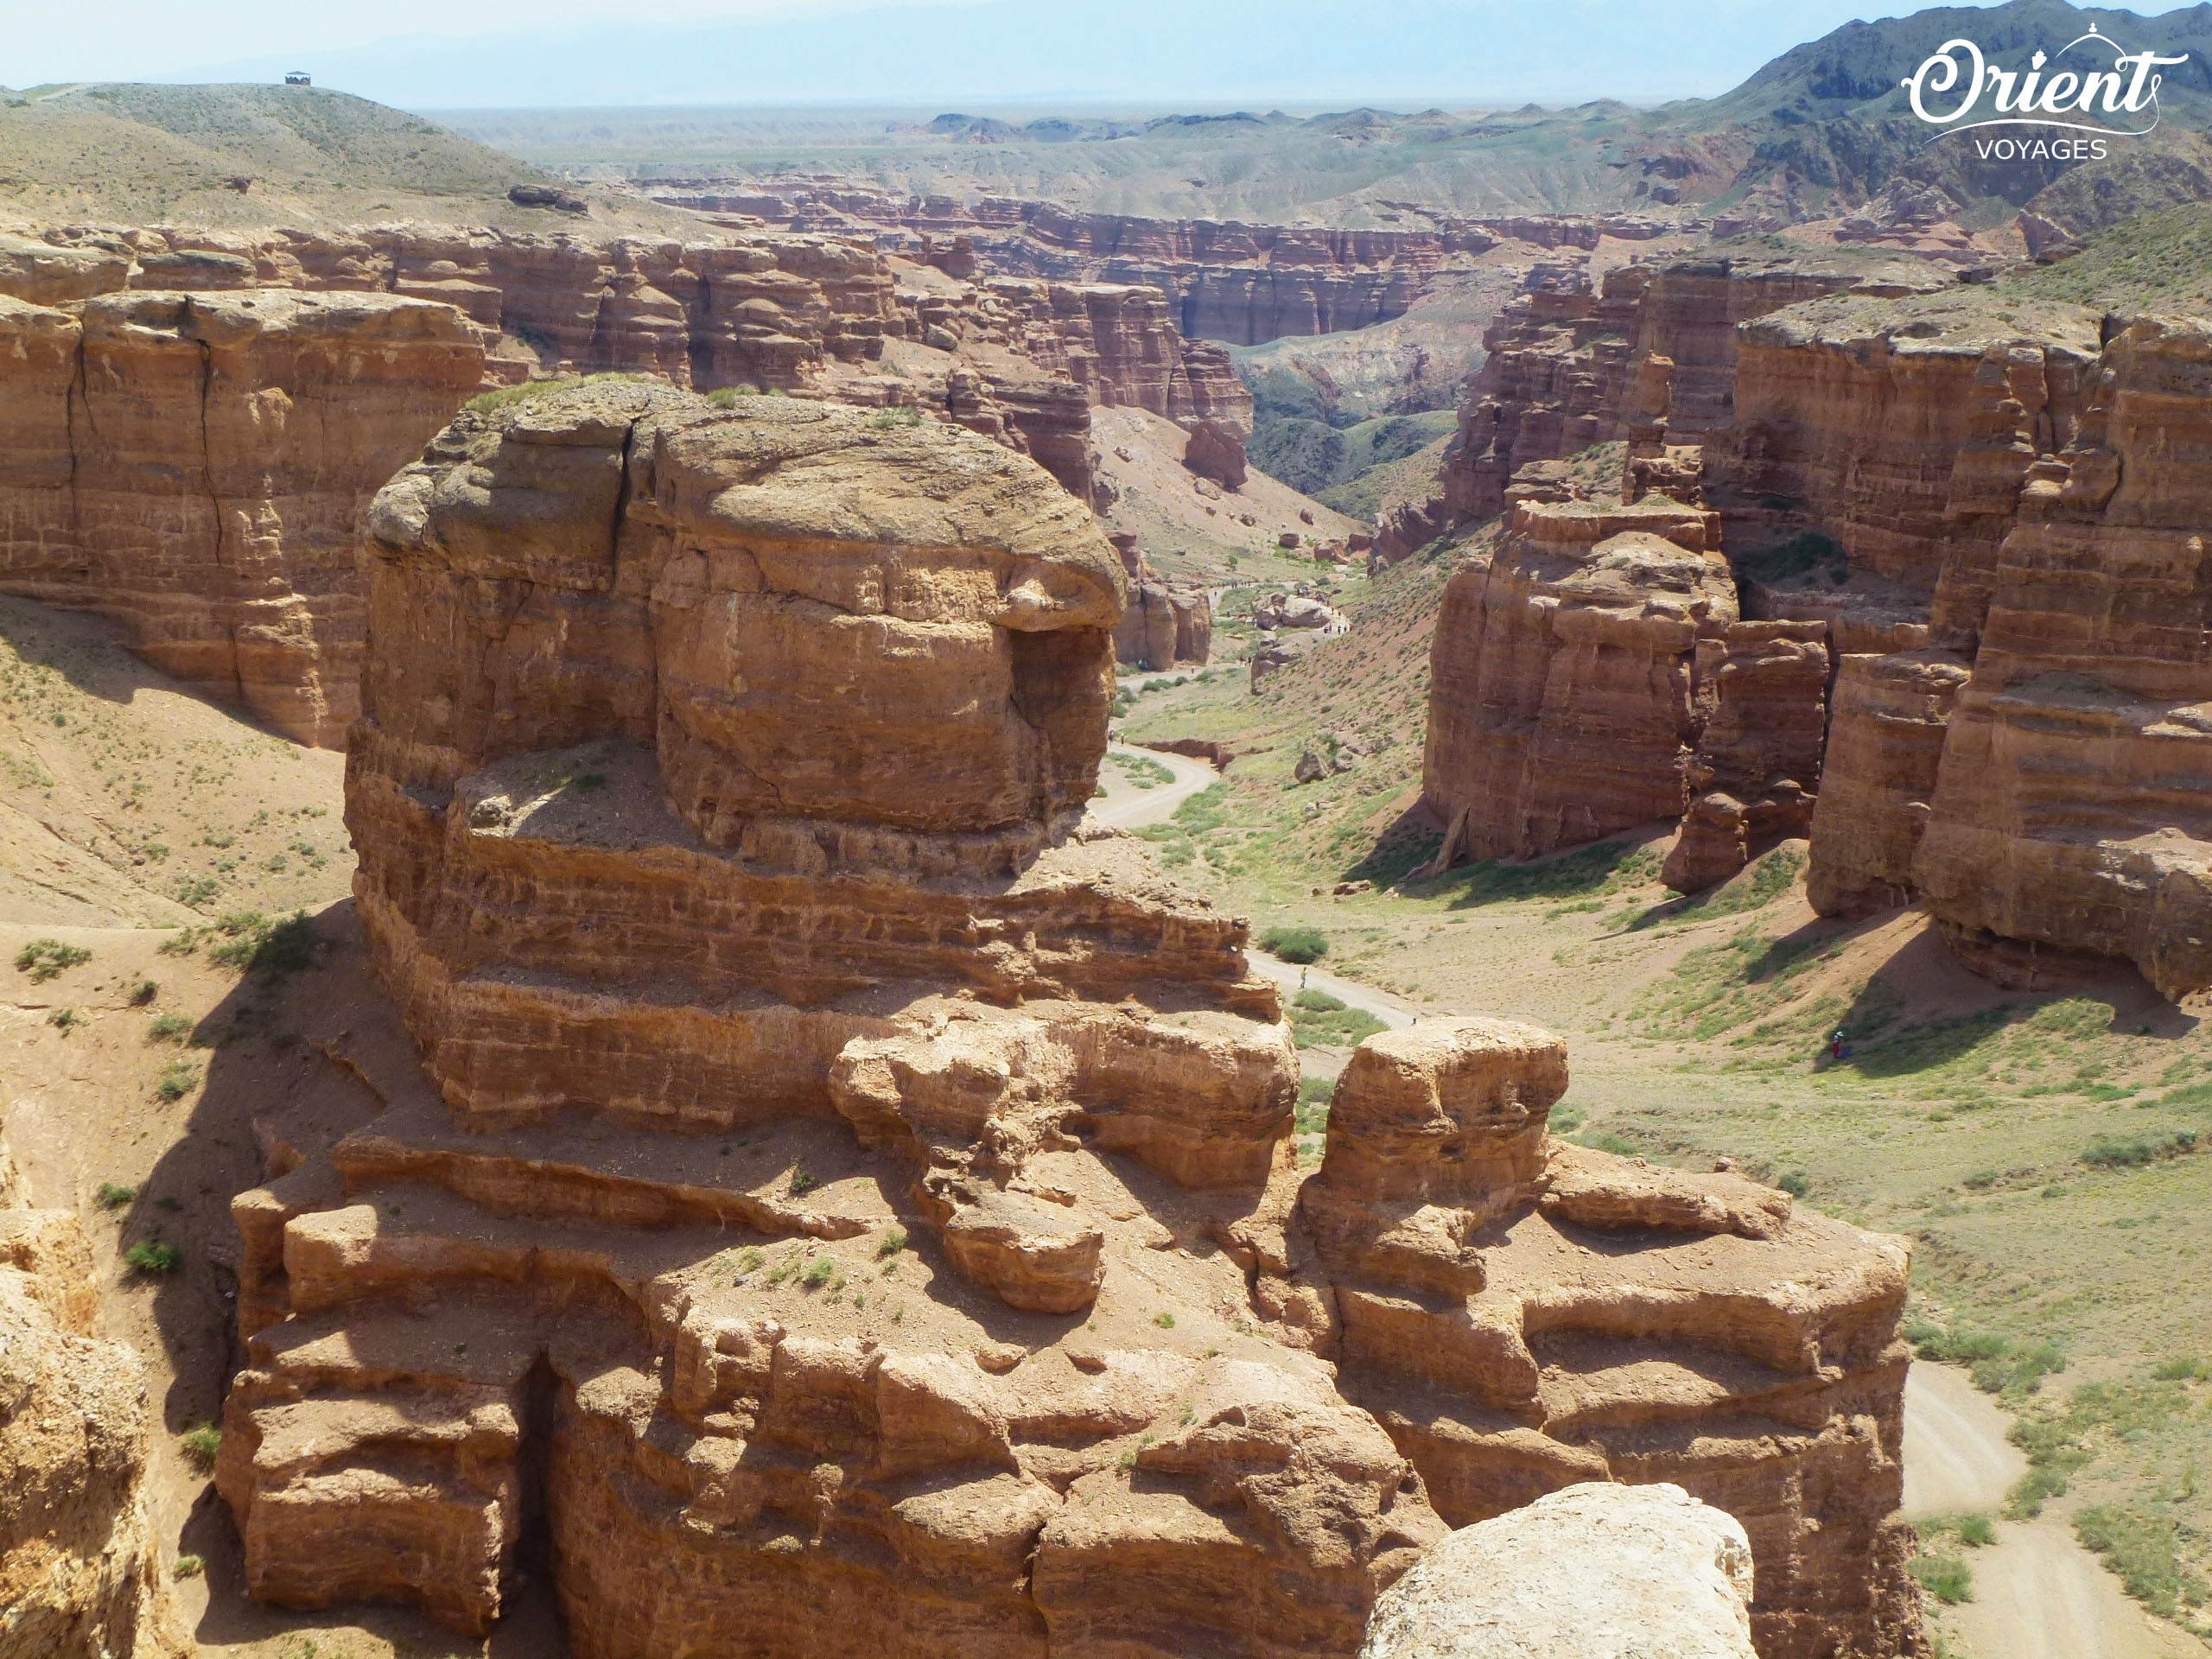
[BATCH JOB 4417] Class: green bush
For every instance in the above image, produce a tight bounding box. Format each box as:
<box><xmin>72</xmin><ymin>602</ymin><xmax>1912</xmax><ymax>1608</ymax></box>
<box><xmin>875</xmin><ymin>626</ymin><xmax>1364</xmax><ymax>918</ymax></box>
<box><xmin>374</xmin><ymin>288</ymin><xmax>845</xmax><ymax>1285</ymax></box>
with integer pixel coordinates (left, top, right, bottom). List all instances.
<box><xmin>801</xmin><ymin>1256</ymin><xmax>835</xmax><ymax>1289</ymax></box>
<box><xmin>788</xmin><ymin>1160</ymin><xmax>817</xmax><ymax>1195</ymax></box>
<box><xmin>148</xmin><ymin>1013</ymin><xmax>193</xmax><ymax>1044</ymax></box>
<box><xmin>876</xmin><ymin>1227</ymin><xmax>908</xmax><ymax>1258</ymax></box>
<box><xmin>124</xmin><ymin>1241</ymin><xmax>182</xmax><ymax>1274</ymax></box>
<box><xmin>14</xmin><ymin>938</ymin><xmax>91</xmax><ymax>982</ymax></box>
<box><xmin>179</xmin><ymin>1422</ymin><xmax>221</xmax><ymax>1470</ymax></box>
<box><xmin>1777</xmin><ymin>1169</ymin><xmax>1811</xmax><ymax>1198</ymax></box>
<box><xmin>95</xmin><ymin>1182</ymin><xmax>137</xmax><ymax>1210</ymax></box>
<box><xmin>1260</xmin><ymin>925</ymin><xmax>1328</xmax><ymax>964</ymax></box>
<box><xmin>154</xmin><ymin>1061</ymin><xmax>198</xmax><ymax>1103</ymax></box>
<box><xmin>2074</xmin><ymin>1505</ymin><xmax>2208</xmax><ymax>1617</ymax></box>
<box><xmin>2082</xmin><ymin>1128</ymin><xmax>2197</xmax><ymax>1169</ymax></box>
<box><xmin>172</xmin><ymin>1554</ymin><xmax>204</xmax><ymax>1580</ymax></box>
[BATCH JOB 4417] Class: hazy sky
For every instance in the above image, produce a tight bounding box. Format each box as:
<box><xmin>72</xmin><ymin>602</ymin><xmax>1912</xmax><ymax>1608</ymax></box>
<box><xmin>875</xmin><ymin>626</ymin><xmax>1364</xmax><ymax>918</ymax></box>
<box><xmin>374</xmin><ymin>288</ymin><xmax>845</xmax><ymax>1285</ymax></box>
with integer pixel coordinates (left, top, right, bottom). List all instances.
<box><xmin>8</xmin><ymin>0</ymin><xmax>2203</xmax><ymax>107</ymax></box>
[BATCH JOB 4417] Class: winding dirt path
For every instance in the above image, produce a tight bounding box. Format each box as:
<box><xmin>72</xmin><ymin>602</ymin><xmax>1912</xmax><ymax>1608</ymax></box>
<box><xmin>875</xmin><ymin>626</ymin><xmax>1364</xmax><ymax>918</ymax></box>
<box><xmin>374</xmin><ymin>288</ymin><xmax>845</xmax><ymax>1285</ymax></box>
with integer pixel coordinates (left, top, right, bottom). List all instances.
<box><xmin>1903</xmin><ymin>1364</ymin><xmax>2201</xmax><ymax>1659</ymax></box>
<box><xmin>1086</xmin><ymin>742</ymin><xmax>1218</xmax><ymax>830</ymax></box>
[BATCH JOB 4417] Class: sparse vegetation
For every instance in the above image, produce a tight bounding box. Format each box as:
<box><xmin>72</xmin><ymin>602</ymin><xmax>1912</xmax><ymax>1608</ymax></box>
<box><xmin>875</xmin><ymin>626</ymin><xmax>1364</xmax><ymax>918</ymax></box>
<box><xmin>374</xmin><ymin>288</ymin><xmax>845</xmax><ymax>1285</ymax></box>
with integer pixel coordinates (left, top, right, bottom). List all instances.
<box><xmin>148</xmin><ymin>1012</ymin><xmax>194</xmax><ymax>1044</ymax></box>
<box><xmin>876</xmin><ymin>1227</ymin><xmax>909</xmax><ymax>1258</ymax></box>
<box><xmin>154</xmin><ymin>1060</ymin><xmax>199</xmax><ymax>1103</ymax></box>
<box><xmin>124</xmin><ymin>1240</ymin><xmax>182</xmax><ymax>1274</ymax></box>
<box><xmin>14</xmin><ymin>938</ymin><xmax>90</xmax><ymax>982</ymax></box>
<box><xmin>95</xmin><ymin>1182</ymin><xmax>137</xmax><ymax>1210</ymax></box>
<box><xmin>180</xmin><ymin>1421</ymin><xmax>222</xmax><ymax>1470</ymax></box>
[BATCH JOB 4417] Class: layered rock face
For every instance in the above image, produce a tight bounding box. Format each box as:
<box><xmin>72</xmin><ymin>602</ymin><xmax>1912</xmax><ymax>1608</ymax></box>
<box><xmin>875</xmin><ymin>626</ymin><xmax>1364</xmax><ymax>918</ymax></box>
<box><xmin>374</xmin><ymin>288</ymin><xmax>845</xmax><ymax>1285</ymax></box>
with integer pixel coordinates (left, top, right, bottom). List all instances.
<box><xmin>1305</xmin><ymin>1022</ymin><xmax>1920</xmax><ymax>1659</ymax></box>
<box><xmin>1421</xmin><ymin>499</ymin><xmax>1825</xmax><ymax>882</ymax></box>
<box><xmin>1</xmin><ymin>1147</ymin><xmax>179</xmax><ymax>1659</ymax></box>
<box><xmin>221</xmin><ymin>381</ymin><xmax>1438</xmax><ymax>1657</ymax></box>
<box><xmin>1721</xmin><ymin>293</ymin><xmax>2102</xmax><ymax>645</ymax></box>
<box><xmin>1359</xmin><ymin>1483</ymin><xmax>1758</xmax><ymax>1659</ymax></box>
<box><xmin>0</xmin><ymin>288</ymin><xmax>485</xmax><ymax>746</ymax></box>
<box><xmin>7</xmin><ymin>224</ymin><xmax>902</xmax><ymax>393</ymax></box>
<box><xmin>1906</xmin><ymin>318</ymin><xmax>2212</xmax><ymax>998</ymax></box>
<box><xmin>1112</xmin><ymin>543</ymin><xmax>1213</xmax><ymax>671</ymax></box>
<box><xmin>1386</xmin><ymin>251</ymin><xmax>1951</xmax><ymax>556</ymax></box>
<box><xmin>219</xmin><ymin>382</ymin><xmax>1915</xmax><ymax>1656</ymax></box>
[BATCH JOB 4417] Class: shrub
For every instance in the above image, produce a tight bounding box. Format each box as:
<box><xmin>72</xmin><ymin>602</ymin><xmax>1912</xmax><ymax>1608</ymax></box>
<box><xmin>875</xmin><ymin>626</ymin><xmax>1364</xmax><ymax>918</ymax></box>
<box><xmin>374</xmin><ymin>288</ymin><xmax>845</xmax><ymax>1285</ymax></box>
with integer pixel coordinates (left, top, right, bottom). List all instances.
<box><xmin>1293</xmin><ymin>988</ymin><xmax>1345</xmax><ymax>1013</ymax></box>
<box><xmin>172</xmin><ymin>1554</ymin><xmax>204</xmax><ymax>1580</ymax></box>
<box><xmin>1910</xmin><ymin>1551</ymin><xmax>1974</xmax><ymax>1605</ymax></box>
<box><xmin>155</xmin><ymin>1061</ymin><xmax>198</xmax><ymax>1103</ymax></box>
<box><xmin>1956</xmin><ymin>1513</ymin><xmax>1998</xmax><ymax>1548</ymax></box>
<box><xmin>95</xmin><ymin>1181</ymin><xmax>137</xmax><ymax>1210</ymax></box>
<box><xmin>206</xmin><ymin>910</ymin><xmax>317</xmax><ymax>980</ymax></box>
<box><xmin>801</xmin><ymin>1255</ymin><xmax>835</xmax><ymax>1289</ymax></box>
<box><xmin>130</xmin><ymin>978</ymin><xmax>157</xmax><ymax>1006</ymax></box>
<box><xmin>1259</xmin><ymin>925</ymin><xmax>1328</xmax><ymax>964</ymax></box>
<box><xmin>180</xmin><ymin>1422</ymin><xmax>221</xmax><ymax>1470</ymax></box>
<box><xmin>1154</xmin><ymin>1312</ymin><xmax>1176</xmax><ymax>1329</ymax></box>
<box><xmin>49</xmin><ymin>1007</ymin><xmax>80</xmax><ymax>1033</ymax></box>
<box><xmin>2151</xmin><ymin>1356</ymin><xmax>2208</xmax><ymax>1381</ymax></box>
<box><xmin>1777</xmin><ymin>1169</ymin><xmax>1812</xmax><ymax>1198</ymax></box>
<box><xmin>14</xmin><ymin>938</ymin><xmax>91</xmax><ymax>982</ymax></box>
<box><xmin>124</xmin><ymin>1241</ymin><xmax>182</xmax><ymax>1274</ymax></box>
<box><xmin>788</xmin><ymin>1160</ymin><xmax>818</xmax><ymax>1195</ymax></box>
<box><xmin>876</xmin><ymin>1227</ymin><xmax>909</xmax><ymax>1258</ymax></box>
<box><xmin>148</xmin><ymin>1013</ymin><xmax>193</xmax><ymax>1044</ymax></box>
<box><xmin>2082</xmin><ymin>1128</ymin><xmax>2197</xmax><ymax>1168</ymax></box>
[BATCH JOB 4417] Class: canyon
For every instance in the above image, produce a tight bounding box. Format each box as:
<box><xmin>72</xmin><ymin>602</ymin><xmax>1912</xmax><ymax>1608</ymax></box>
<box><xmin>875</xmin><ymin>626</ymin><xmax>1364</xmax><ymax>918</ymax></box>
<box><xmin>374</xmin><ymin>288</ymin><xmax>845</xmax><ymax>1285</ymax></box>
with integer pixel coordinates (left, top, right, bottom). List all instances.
<box><xmin>185</xmin><ymin>380</ymin><xmax>1919</xmax><ymax>1658</ymax></box>
<box><xmin>1410</xmin><ymin>232</ymin><xmax>2212</xmax><ymax>997</ymax></box>
<box><xmin>0</xmin><ymin>219</ymin><xmax>1258</xmax><ymax>738</ymax></box>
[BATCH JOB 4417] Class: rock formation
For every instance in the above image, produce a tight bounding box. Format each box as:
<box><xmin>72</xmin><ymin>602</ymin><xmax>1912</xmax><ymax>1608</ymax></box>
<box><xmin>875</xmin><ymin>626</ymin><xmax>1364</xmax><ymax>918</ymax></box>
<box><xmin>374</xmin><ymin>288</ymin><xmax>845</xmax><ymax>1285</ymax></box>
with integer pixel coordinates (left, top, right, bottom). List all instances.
<box><xmin>214</xmin><ymin>382</ymin><xmax>1919</xmax><ymax>1657</ymax></box>
<box><xmin>1305</xmin><ymin>1020</ymin><xmax>1920</xmax><ymax>1659</ymax></box>
<box><xmin>1421</xmin><ymin>499</ymin><xmax>1824</xmax><ymax>885</ymax></box>
<box><xmin>0</xmin><ymin>288</ymin><xmax>485</xmax><ymax>746</ymax></box>
<box><xmin>1907</xmin><ymin>316</ymin><xmax>2212</xmax><ymax>998</ymax></box>
<box><xmin>0</xmin><ymin>1143</ymin><xmax>180</xmax><ymax>1659</ymax></box>
<box><xmin>1376</xmin><ymin>248</ymin><xmax>1952</xmax><ymax>563</ymax></box>
<box><xmin>1359</xmin><ymin>1482</ymin><xmax>1758</xmax><ymax>1659</ymax></box>
<box><xmin>1112</xmin><ymin>542</ymin><xmax>1213</xmax><ymax>671</ymax></box>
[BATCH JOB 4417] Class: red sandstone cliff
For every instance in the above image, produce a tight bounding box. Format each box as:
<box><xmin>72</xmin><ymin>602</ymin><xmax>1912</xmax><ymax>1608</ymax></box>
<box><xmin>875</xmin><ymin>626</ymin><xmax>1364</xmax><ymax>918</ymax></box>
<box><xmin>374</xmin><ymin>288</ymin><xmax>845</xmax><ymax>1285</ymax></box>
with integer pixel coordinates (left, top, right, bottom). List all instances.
<box><xmin>207</xmin><ymin>381</ymin><xmax>1918</xmax><ymax>1658</ymax></box>
<box><xmin>0</xmin><ymin>288</ymin><xmax>484</xmax><ymax>747</ymax></box>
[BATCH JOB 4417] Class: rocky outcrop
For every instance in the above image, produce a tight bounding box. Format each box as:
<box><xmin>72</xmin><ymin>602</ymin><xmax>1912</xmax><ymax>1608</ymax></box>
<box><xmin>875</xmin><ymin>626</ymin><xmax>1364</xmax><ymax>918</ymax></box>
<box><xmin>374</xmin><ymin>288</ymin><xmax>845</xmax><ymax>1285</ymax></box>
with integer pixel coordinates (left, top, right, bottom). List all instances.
<box><xmin>1385</xmin><ymin>249</ymin><xmax>1953</xmax><ymax>560</ymax></box>
<box><xmin>0</xmin><ymin>287</ymin><xmax>485</xmax><ymax>747</ymax></box>
<box><xmin>1306</xmin><ymin>1020</ymin><xmax>1921</xmax><ymax>1659</ymax></box>
<box><xmin>221</xmin><ymin>381</ymin><xmax>1441</xmax><ymax>1656</ymax></box>
<box><xmin>1908</xmin><ymin>317</ymin><xmax>2212</xmax><ymax>998</ymax></box>
<box><xmin>1803</xmin><ymin>650</ymin><xmax>1971</xmax><ymax>918</ymax></box>
<box><xmin>1</xmin><ymin>1153</ymin><xmax>180</xmax><ymax>1659</ymax></box>
<box><xmin>217</xmin><ymin>381</ymin><xmax>1916</xmax><ymax>1656</ymax></box>
<box><xmin>1359</xmin><ymin>1482</ymin><xmax>1758</xmax><ymax>1659</ymax></box>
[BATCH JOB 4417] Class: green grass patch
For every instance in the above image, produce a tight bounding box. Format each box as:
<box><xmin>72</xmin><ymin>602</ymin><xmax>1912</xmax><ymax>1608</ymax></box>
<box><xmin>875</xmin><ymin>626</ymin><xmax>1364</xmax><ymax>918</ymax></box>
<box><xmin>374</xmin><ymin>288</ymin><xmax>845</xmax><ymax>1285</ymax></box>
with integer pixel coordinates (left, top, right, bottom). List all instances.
<box><xmin>1288</xmin><ymin>990</ymin><xmax>1387</xmax><ymax>1050</ymax></box>
<box><xmin>123</xmin><ymin>1240</ymin><xmax>182</xmax><ymax>1274</ymax></box>
<box><xmin>2074</xmin><ymin>1505</ymin><xmax>2208</xmax><ymax>1618</ymax></box>
<box><xmin>1260</xmin><ymin>925</ymin><xmax>1329</xmax><ymax>964</ymax></box>
<box><xmin>2082</xmin><ymin>1128</ymin><xmax>2198</xmax><ymax>1170</ymax></box>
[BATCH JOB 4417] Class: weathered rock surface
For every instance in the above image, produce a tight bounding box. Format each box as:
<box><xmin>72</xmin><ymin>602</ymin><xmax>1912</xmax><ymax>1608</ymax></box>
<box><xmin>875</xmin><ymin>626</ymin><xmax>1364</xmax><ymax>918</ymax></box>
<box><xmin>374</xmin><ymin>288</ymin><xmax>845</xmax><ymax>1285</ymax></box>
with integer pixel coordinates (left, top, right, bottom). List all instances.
<box><xmin>215</xmin><ymin>382</ymin><xmax>1919</xmax><ymax>1657</ymax></box>
<box><xmin>0</xmin><ymin>287</ymin><xmax>485</xmax><ymax>746</ymax></box>
<box><xmin>1358</xmin><ymin>1482</ymin><xmax>1758</xmax><ymax>1659</ymax></box>
<box><xmin>1424</xmin><ymin>499</ymin><xmax>1798</xmax><ymax>871</ymax></box>
<box><xmin>0</xmin><ymin>1158</ymin><xmax>180</xmax><ymax>1659</ymax></box>
<box><xmin>1306</xmin><ymin>1020</ymin><xmax>1921</xmax><ymax>1659</ymax></box>
<box><xmin>1910</xmin><ymin>317</ymin><xmax>2212</xmax><ymax>998</ymax></box>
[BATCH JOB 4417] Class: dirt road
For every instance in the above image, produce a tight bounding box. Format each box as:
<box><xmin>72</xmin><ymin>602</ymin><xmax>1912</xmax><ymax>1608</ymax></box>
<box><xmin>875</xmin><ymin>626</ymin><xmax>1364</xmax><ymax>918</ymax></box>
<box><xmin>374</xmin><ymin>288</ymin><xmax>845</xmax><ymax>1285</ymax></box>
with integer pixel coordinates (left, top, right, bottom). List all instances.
<box><xmin>1245</xmin><ymin>950</ymin><xmax>1415</xmax><ymax>1030</ymax></box>
<box><xmin>1903</xmin><ymin>1364</ymin><xmax>2201</xmax><ymax>1659</ymax></box>
<box><xmin>1087</xmin><ymin>742</ymin><xmax>1218</xmax><ymax>830</ymax></box>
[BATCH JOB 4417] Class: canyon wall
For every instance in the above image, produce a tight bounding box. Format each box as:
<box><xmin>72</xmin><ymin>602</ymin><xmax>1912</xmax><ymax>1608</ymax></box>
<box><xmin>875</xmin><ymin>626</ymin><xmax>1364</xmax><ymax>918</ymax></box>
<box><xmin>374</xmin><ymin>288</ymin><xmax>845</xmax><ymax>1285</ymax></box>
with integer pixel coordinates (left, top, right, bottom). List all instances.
<box><xmin>647</xmin><ymin>182</ymin><xmax>1682</xmax><ymax>346</ymax></box>
<box><xmin>0</xmin><ymin>288</ymin><xmax>485</xmax><ymax>746</ymax></box>
<box><xmin>1420</xmin><ymin>499</ymin><xmax>1823</xmax><ymax>880</ymax></box>
<box><xmin>0</xmin><ymin>221</ymin><xmax>1252</xmax><ymax>742</ymax></box>
<box><xmin>215</xmin><ymin>381</ymin><xmax>1918</xmax><ymax>1658</ymax></box>
<box><xmin>0</xmin><ymin>1143</ymin><xmax>180</xmax><ymax>1659</ymax></box>
<box><xmin>1907</xmin><ymin>317</ymin><xmax>2212</xmax><ymax>999</ymax></box>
